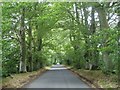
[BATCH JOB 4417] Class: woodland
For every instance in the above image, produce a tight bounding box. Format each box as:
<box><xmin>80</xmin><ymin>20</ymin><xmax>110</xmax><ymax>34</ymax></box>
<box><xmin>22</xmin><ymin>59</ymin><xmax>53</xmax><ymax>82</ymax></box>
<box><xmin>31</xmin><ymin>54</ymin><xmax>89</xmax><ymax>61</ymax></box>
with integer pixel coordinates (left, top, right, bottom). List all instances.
<box><xmin>1</xmin><ymin>2</ymin><xmax>120</xmax><ymax>87</ymax></box>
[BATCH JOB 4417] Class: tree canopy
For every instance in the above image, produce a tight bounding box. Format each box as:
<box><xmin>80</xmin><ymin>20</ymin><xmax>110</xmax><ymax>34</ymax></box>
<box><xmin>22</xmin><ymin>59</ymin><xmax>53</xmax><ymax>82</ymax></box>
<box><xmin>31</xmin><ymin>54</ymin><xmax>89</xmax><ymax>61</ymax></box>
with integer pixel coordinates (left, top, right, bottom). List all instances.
<box><xmin>2</xmin><ymin>2</ymin><xmax>119</xmax><ymax>81</ymax></box>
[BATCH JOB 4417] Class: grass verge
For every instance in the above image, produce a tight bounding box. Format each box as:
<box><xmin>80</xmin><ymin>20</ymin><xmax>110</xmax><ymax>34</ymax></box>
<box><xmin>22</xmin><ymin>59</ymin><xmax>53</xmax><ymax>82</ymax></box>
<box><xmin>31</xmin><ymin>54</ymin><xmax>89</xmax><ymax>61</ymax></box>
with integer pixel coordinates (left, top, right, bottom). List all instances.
<box><xmin>69</xmin><ymin>67</ymin><xmax>118</xmax><ymax>89</ymax></box>
<box><xmin>2</xmin><ymin>67</ymin><xmax>48</xmax><ymax>88</ymax></box>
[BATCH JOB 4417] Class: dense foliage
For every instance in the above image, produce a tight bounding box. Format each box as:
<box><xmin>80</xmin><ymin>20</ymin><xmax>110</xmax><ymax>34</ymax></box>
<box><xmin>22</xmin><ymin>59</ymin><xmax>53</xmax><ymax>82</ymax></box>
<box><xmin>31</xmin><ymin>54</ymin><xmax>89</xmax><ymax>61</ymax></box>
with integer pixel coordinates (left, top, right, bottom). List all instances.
<box><xmin>2</xmin><ymin>2</ymin><xmax>119</xmax><ymax>81</ymax></box>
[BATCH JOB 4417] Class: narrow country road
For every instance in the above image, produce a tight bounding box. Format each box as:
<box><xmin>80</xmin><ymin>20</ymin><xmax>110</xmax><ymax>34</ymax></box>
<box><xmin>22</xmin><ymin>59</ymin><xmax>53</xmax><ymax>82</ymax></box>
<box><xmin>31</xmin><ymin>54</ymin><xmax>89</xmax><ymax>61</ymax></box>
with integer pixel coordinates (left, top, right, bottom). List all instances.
<box><xmin>23</xmin><ymin>65</ymin><xmax>93</xmax><ymax>89</ymax></box>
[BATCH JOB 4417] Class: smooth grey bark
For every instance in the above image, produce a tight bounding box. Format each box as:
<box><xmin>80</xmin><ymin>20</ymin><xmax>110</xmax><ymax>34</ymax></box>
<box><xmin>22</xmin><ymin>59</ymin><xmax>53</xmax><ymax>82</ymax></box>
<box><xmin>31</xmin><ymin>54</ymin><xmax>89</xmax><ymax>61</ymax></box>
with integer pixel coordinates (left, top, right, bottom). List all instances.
<box><xmin>19</xmin><ymin>8</ymin><xmax>27</xmax><ymax>73</ymax></box>
<box><xmin>73</xmin><ymin>3</ymin><xmax>81</xmax><ymax>69</ymax></box>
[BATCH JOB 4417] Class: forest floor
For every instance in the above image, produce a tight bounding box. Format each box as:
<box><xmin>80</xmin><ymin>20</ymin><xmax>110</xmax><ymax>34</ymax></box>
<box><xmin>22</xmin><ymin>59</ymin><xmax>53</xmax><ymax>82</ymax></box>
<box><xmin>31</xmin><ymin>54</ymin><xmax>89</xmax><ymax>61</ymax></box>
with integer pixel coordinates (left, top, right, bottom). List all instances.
<box><xmin>69</xmin><ymin>67</ymin><xmax>118</xmax><ymax>89</ymax></box>
<box><xmin>2</xmin><ymin>67</ymin><xmax>50</xmax><ymax>88</ymax></box>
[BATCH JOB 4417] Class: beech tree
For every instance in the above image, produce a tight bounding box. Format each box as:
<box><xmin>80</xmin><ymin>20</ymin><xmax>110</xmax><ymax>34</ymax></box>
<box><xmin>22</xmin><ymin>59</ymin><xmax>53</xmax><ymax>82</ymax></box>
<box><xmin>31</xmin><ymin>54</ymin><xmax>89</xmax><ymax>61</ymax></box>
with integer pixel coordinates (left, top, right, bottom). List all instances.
<box><xmin>2</xmin><ymin>2</ymin><xmax>119</xmax><ymax>77</ymax></box>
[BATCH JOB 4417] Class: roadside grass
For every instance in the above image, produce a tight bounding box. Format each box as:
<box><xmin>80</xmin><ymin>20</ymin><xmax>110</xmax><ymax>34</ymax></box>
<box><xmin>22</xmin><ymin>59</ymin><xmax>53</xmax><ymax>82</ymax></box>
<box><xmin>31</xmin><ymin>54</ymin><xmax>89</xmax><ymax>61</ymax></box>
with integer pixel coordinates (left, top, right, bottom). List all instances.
<box><xmin>2</xmin><ymin>65</ymin><xmax>118</xmax><ymax>89</ymax></box>
<box><xmin>72</xmin><ymin>68</ymin><xmax>118</xmax><ymax>88</ymax></box>
<box><xmin>2</xmin><ymin>67</ymin><xmax>48</xmax><ymax>88</ymax></box>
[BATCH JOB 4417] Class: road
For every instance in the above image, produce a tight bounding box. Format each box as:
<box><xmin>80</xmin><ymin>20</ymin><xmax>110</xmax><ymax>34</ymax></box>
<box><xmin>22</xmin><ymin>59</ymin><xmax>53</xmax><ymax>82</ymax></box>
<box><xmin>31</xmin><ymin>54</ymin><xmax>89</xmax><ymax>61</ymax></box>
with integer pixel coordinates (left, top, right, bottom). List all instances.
<box><xmin>23</xmin><ymin>65</ymin><xmax>93</xmax><ymax>89</ymax></box>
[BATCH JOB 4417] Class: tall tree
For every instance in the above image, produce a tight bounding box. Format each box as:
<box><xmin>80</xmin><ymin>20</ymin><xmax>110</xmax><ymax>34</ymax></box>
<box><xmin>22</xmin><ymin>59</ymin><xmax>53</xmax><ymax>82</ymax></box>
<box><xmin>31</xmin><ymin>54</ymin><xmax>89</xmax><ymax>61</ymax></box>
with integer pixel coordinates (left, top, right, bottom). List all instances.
<box><xmin>19</xmin><ymin>7</ymin><xmax>27</xmax><ymax>73</ymax></box>
<box><xmin>27</xmin><ymin>20</ymin><xmax>33</xmax><ymax>72</ymax></box>
<box><xmin>96</xmin><ymin>3</ymin><xmax>112</xmax><ymax>72</ymax></box>
<box><xmin>90</xmin><ymin>7</ymin><xmax>99</xmax><ymax>69</ymax></box>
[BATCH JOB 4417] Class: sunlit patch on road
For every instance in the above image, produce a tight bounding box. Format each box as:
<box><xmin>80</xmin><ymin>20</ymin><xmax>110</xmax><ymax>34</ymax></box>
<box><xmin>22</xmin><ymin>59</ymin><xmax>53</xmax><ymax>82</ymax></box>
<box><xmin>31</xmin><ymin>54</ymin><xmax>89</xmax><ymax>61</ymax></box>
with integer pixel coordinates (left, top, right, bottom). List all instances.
<box><xmin>50</xmin><ymin>65</ymin><xmax>67</xmax><ymax>70</ymax></box>
<box><xmin>49</xmin><ymin>67</ymin><xmax>67</xmax><ymax>70</ymax></box>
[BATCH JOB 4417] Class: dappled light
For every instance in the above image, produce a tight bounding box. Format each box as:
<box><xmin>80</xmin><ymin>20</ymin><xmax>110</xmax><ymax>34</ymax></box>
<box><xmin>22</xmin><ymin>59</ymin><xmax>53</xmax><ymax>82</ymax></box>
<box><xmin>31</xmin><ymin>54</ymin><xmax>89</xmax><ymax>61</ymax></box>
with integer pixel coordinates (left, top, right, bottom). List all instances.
<box><xmin>2</xmin><ymin>1</ymin><xmax>119</xmax><ymax>89</ymax></box>
<box><xmin>49</xmin><ymin>65</ymin><xmax>67</xmax><ymax>70</ymax></box>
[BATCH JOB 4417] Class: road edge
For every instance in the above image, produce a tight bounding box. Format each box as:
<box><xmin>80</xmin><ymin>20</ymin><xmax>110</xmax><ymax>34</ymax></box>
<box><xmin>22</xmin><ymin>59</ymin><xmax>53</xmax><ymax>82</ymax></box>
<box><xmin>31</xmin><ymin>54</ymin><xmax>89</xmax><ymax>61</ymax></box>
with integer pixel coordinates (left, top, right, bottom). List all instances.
<box><xmin>21</xmin><ymin>68</ymin><xmax>48</xmax><ymax>88</ymax></box>
<box><xmin>65</xmin><ymin>66</ymin><xmax>104</xmax><ymax>90</ymax></box>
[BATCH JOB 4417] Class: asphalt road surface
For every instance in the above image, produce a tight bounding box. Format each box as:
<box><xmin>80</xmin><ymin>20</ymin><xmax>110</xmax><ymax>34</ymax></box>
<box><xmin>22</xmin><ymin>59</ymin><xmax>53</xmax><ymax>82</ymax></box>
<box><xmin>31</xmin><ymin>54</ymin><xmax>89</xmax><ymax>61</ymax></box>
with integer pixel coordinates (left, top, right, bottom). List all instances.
<box><xmin>24</xmin><ymin>65</ymin><xmax>93</xmax><ymax>89</ymax></box>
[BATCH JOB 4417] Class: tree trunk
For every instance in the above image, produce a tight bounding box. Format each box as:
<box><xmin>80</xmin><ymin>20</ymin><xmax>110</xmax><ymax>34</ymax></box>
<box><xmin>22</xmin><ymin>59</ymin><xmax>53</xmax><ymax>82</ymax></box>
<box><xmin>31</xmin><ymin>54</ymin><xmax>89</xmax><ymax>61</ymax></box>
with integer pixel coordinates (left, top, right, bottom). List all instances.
<box><xmin>34</xmin><ymin>24</ymin><xmax>43</xmax><ymax>70</ymax></box>
<box><xmin>28</xmin><ymin>21</ymin><xmax>33</xmax><ymax>72</ymax></box>
<box><xmin>96</xmin><ymin>5</ymin><xmax>112</xmax><ymax>72</ymax></box>
<box><xmin>19</xmin><ymin>8</ymin><xmax>27</xmax><ymax>73</ymax></box>
<box><xmin>38</xmin><ymin>38</ymin><xmax>42</xmax><ymax>51</ymax></box>
<box><xmin>117</xmin><ymin>14</ymin><xmax>120</xmax><ymax>87</ymax></box>
<box><xmin>83</xmin><ymin>6</ymin><xmax>91</xmax><ymax>69</ymax></box>
<box><xmin>90</xmin><ymin>7</ymin><xmax>99</xmax><ymax>69</ymax></box>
